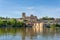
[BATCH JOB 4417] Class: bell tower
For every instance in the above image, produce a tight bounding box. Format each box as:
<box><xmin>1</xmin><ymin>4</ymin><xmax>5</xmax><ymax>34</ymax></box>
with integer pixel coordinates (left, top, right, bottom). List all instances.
<box><xmin>22</xmin><ymin>12</ymin><xmax>26</xmax><ymax>18</ymax></box>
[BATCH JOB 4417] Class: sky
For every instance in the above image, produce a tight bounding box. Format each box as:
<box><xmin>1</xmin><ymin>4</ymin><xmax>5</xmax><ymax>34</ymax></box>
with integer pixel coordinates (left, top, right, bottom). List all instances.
<box><xmin>0</xmin><ymin>0</ymin><xmax>60</xmax><ymax>18</ymax></box>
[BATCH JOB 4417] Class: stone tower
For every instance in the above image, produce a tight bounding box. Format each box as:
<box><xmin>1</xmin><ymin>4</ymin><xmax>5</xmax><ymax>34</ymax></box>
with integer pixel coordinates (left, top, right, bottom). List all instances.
<box><xmin>22</xmin><ymin>12</ymin><xmax>26</xmax><ymax>19</ymax></box>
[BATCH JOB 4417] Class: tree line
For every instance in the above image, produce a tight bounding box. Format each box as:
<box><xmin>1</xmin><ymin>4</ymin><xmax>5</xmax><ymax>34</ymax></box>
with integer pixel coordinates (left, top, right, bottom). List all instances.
<box><xmin>41</xmin><ymin>16</ymin><xmax>54</xmax><ymax>20</ymax></box>
<box><xmin>0</xmin><ymin>17</ymin><xmax>26</xmax><ymax>28</ymax></box>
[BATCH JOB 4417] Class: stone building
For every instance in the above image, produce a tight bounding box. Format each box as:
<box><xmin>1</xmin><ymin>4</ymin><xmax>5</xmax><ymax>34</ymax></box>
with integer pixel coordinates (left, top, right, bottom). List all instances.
<box><xmin>19</xmin><ymin>12</ymin><xmax>60</xmax><ymax>27</ymax></box>
<box><xmin>21</xmin><ymin>12</ymin><xmax>37</xmax><ymax>25</ymax></box>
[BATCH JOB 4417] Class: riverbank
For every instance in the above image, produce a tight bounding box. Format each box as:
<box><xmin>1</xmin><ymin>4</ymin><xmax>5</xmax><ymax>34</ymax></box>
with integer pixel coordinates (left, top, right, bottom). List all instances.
<box><xmin>0</xmin><ymin>17</ymin><xmax>26</xmax><ymax>28</ymax></box>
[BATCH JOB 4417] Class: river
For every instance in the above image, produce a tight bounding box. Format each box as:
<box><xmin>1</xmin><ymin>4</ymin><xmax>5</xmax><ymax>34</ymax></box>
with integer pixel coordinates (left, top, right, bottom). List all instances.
<box><xmin>0</xmin><ymin>27</ymin><xmax>60</xmax><ymax>40</ymax></box>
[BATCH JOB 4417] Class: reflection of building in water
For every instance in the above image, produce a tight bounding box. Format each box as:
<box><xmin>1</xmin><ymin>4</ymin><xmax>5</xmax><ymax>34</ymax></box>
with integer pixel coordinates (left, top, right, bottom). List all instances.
<box><xmin>25</xmin><ymin>28</ymin><xmax>37</xmax><ymax>39</ymax></box>
<box><xmin>26</xmin><ymin>28</ymin><xmax>36</xmax><ymax>36</ymax></box>
<box><xmin>33</xmin><ymin>22</ymin><xmax>45</xmax><ymax>33</ymax></box>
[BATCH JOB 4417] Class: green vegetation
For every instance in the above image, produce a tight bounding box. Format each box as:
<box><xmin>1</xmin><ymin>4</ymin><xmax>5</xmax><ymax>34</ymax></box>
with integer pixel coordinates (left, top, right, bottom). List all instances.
<box><xmin>41</xmin><ymin>16</ymin><xmax>54</xmax><ymax>20</ymax></box>
<box><xmin>50</xmin><ymin>24</ymin><xmax>60</xmax><ymax>28</ymax></box>
<box><xmin>50</xmin><ymin>24</ymin><xmax>56</xmax><ymax>28</ymax></box>
<box><xmin>56</xmin><ymin>24</ymin><xmax>60</xmax><ymax>27</ymax></box>
<box><xmin>0</xmin><ymin>17</ymin><xmax>26</xmax><ymax>28</ymax></box>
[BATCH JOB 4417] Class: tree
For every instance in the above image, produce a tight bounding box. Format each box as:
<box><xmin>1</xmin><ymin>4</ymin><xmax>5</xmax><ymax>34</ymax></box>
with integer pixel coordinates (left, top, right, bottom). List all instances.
<box><xmin>50</xmin><ymin>24</ymin><xmax>56</xmax><ymax>28</ymax></box>
<box><xmin>41</xmin><ymin>16</ymin><xmax>54</xmax><ymax>20</ymax></box>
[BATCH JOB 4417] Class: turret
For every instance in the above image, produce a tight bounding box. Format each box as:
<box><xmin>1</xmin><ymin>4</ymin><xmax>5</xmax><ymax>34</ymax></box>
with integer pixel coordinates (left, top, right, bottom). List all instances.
<box><xmin>22</xmin><ymin>12</ymin><xmax>26</xmax><ymax>18</ymax></box>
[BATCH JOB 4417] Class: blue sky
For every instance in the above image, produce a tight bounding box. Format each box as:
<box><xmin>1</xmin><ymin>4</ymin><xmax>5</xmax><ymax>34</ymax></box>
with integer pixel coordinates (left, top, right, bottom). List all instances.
<box><xmin>0</xmin><ymin>0</ymin><xmax>60</xmax><ymax>18</ymax></box>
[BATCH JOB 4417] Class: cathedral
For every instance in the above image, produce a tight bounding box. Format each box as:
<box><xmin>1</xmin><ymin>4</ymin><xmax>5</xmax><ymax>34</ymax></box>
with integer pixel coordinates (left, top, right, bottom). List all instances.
<box><xmin>22</xmin><ymin>13</ymin><xmax>37</xmax><ymax>22</ymax></box>
<box><xmin>20</xmin><ymin>12</ymin><xmax>38</xmax><ymax>25</ymax></box>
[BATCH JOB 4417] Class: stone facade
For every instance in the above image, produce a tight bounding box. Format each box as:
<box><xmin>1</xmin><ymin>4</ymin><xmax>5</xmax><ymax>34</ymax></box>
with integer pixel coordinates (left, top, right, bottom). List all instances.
<box><xmin>19</xmin><ymin>13</ymin><xmax>60</xmax><ymax>27</ymax></box>
<box><xmin>21</xmin><ymin>13</ymin><xmax>37</xmax><ymax>25</ymax></box>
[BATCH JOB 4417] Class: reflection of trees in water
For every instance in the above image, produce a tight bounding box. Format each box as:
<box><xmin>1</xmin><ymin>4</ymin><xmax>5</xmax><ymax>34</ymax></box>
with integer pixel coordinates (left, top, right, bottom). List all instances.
<box><xmin>0</xmin><ymin>28</ymin><xmax>17</xmax><ymax>40</ymax></box>
<box><xmin>0</xmin><ymin>28</ymin><xmax>60</xmax><ymax>40</ymax></box>
<box><xmin>0</xmin><ymin>28</ymin><xmax>18</xmax><ymax>37</ymax></box>
<box><xmin>26</xmin><ymin>28</ymin><xmax>37</xmax><ymax>39</ymax></box>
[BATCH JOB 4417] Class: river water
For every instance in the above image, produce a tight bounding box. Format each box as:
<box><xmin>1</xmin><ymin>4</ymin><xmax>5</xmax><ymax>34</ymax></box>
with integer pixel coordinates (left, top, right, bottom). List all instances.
<box><xmin>0</xmin><ymin>27</ymin><xmax>60</xmax><ymax>40</ymax></box>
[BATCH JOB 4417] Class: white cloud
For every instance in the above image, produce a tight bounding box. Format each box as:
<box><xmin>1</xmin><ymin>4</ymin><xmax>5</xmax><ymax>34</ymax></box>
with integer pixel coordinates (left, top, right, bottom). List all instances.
<box><xmin>26</xmin><ymin>7</ymin><xmax>34</xmax><ymax>10</ymax></box>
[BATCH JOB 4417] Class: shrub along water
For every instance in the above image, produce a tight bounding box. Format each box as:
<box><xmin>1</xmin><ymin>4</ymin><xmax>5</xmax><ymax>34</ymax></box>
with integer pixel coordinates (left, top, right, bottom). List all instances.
<box><xmin>50</xmin><ymin>24</ymin><xmax>60</xmax><ymax>28</ymax></box>
<box><xmin>0</xmin><ymin>17</ymin><xmax>26</xmax><ymax>28</ymax></box>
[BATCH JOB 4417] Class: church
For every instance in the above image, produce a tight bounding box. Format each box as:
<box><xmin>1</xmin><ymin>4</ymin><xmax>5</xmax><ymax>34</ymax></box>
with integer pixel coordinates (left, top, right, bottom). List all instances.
<box><xmin>20</xmin><ymin>12</ymin><xmax>38</xmax><ymax>25</ymax></box>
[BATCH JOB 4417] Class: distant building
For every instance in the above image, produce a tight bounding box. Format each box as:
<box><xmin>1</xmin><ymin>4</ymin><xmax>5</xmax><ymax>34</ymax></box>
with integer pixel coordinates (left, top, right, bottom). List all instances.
<box><xmin>19</xmin><ymin>12</ymin><xmax>60</xmax><ymax>27</ymax></box>
<box><xmin>20</xmin><ymin>13</ymin><xmax>38</xmax><ymax>25</ymax></box>
<box><xmin>22</xmin><ymin>12</ymin><xmax>26</xmax><ymax>19</ymax></box>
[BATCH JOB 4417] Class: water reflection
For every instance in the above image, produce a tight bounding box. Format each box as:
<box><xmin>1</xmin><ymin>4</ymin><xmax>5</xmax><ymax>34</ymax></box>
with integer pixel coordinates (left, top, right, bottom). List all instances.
<box><xmin>0</xmin><ymin>27</ymin><xmax>60</xmax><ymax>40</ymax></box>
